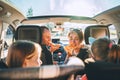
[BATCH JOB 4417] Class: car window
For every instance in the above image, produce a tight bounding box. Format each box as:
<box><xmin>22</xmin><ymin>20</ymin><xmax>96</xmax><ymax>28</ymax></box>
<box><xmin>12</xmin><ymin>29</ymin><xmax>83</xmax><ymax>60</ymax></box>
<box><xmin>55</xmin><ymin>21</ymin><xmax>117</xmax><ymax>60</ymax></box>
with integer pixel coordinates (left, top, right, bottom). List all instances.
<box><xmin>2</xmin><ymin>25</ymin><xmax>13</xmax><ymax>58</ymax></box>
<box><xmin>109</xmin><ymin>25</ymin><xmax>117</xmax><ymax>44</ymax></box>
<box><xmin>8</xmin><ymin>0</ymin><xmax>120</xmax><ymax>17</ymax></box>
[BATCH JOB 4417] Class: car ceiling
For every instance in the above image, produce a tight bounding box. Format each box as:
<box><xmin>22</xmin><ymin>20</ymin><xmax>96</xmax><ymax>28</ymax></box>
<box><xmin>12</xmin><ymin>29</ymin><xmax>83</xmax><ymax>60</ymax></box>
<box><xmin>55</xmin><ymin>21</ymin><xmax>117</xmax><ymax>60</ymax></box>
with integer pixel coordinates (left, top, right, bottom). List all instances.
<box><xmin>0</xmin><ymin>0</ymin><xmax>120</xmax><ymax>29</ymax></box>
<box><xmin>93</xmin><ymin>5</ymin><xmax>120</xmax><ymax>25</ymax></box>
<box><xmin>21</xmin><ymin>15</ymin><xmax>97</xmax><ymax>25</ymax></box>
<box><xmin>0</xmin><ymin>0</ymin><xmax>25</xmax><ymax>27</ymax></box>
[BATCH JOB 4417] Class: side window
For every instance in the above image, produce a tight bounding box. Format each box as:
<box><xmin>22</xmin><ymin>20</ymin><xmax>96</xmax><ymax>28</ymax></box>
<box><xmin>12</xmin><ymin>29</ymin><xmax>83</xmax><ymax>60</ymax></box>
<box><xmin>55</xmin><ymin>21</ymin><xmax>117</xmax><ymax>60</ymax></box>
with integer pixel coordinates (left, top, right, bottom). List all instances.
<box><xmin>108</xmin><ymin>25</ymin><xmax>117</xmax><ymax>44</ymax></box>
<box><xmin>4</xmin><ymin>26</ymin><xmax>14</xmax><ymax>48</ymax></box>
<box><xmin>2</xmin><ymin>25</ymin><xmax>14</xmax><ymax>58</ymax></box>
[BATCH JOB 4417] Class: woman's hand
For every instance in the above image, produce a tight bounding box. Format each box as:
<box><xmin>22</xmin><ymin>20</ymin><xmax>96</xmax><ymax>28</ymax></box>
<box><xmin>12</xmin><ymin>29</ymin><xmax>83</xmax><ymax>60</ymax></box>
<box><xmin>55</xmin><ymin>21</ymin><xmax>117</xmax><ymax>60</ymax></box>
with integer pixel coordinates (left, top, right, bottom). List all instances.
<box><xmin>73</xmin><ymin>43</ymin><xmax>84</xmax><ymax>54</ymax></box>
<box><xmin>64</xmin><ymin>43</ymin><xmax>84</xmax><ymax>56</ymax></box>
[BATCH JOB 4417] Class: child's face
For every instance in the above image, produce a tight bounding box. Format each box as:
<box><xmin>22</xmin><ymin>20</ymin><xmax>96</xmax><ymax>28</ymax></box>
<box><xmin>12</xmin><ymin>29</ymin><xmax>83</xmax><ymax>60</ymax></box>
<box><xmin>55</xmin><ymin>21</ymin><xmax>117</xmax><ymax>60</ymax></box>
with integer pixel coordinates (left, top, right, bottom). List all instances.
<box><xmin>23</xmin><ymin>44</ymin><xmax>42</xmax><ymax>67</ymax></box>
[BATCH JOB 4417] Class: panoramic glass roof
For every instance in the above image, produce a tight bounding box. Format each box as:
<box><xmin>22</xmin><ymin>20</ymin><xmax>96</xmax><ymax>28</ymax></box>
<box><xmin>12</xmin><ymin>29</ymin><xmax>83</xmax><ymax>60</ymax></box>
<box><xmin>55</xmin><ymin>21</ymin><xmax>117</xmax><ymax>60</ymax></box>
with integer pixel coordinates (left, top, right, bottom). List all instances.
<box><xmin>9</xmin><ymin>0</ymin><xmax>120</xmax><ymax>17</ymax></box>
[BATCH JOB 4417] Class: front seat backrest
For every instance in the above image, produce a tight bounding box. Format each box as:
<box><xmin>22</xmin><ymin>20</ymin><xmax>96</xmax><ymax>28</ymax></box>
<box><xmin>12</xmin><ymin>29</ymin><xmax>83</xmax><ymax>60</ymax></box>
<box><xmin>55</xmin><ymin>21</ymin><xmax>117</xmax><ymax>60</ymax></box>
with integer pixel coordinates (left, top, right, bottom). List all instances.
<box><xmin>14</xmin><ymin>25</ymin><xmax>42</xmax><ymax>44</ymax></box>
<box><xmin>85</xmin><ymin>61</ymin><xmax>120</xmax><ymax>80</ymax></box>
<box><xmin>84</xmin><ymin>25</ymin><xmax>110</xmax><ymax>44</ymax></box>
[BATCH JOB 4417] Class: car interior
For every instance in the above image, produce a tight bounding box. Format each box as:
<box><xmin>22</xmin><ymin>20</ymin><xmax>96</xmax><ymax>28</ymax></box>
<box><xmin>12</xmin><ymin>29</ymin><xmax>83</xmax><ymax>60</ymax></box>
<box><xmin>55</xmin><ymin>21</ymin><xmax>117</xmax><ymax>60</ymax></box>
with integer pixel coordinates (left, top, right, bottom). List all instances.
<box><xmin>0</xmin><ymin>0</ymin><xmax>120</xmax><ymax>80</ymax></box>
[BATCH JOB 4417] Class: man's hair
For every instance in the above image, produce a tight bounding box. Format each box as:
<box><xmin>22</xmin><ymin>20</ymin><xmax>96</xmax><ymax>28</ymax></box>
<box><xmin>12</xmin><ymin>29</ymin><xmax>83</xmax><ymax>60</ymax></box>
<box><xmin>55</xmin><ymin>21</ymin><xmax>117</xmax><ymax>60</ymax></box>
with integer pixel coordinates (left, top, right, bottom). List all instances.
<box><xmin>39</xmin><ymin>26</ymin><xmax>49</xmax><ymax>44</ymax></box>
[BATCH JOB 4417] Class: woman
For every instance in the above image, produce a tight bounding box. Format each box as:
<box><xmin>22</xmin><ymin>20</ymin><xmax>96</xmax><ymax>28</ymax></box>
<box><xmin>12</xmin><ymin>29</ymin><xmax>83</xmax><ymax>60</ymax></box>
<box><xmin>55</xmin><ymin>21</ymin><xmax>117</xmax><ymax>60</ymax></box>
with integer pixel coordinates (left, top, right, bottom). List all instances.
<box><xmin>6</xmin><ymin>40</ymin><xmax>42</xmax><ymax>68</ymax></box>
<box><xmin>64</xmin><ymin>29</ymin><xmax>89</xmax><ymax>80</ymax></box>
<box><xmin>64</xmin><ymin>29</ymin><xmax>89</xmax><ymax>61</ymax></box>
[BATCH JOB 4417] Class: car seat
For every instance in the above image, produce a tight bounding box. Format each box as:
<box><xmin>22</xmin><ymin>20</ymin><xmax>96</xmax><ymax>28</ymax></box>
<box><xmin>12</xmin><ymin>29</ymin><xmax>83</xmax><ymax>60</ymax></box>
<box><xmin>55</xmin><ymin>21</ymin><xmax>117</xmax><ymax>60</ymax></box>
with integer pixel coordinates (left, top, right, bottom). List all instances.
<box><xmin>14</xmin><ymin>25</ymin><xmax>42</xmax><ymax>44</ymax></box>
<box><xmin>84</xmin><ymin>25</ymin><xmax>110</xmax><ymax>44</ymax></box>
<box><xmin>85</xmin><ymin>61</ymin><xmax>120</xmax><ymax>80</ymax></box>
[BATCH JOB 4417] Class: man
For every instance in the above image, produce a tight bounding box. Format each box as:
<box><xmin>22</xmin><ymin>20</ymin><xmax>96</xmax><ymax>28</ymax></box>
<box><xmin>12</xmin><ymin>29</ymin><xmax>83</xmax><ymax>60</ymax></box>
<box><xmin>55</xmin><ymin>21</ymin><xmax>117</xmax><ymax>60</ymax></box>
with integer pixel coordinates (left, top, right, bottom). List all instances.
<box><xmin>40</xmin><ymin>26</ymin><xmax>60</xmax><ymax>65</ymax></box>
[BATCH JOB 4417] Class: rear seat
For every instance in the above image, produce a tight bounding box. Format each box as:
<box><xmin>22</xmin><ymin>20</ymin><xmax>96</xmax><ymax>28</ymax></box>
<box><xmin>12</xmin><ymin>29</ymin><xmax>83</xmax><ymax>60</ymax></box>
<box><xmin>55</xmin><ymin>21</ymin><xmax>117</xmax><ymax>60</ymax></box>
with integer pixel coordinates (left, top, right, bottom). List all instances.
<box><xmin>85</xmin><ymin>61</ymin><xmax>120</xmax><ymax>80</ymax></box>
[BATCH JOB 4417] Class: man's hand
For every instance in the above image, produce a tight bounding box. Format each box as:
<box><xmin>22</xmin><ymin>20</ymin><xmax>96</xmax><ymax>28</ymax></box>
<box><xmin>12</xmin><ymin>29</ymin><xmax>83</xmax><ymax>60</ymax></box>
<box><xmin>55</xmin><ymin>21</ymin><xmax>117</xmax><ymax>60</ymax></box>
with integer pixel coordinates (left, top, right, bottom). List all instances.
<box><xmin>49</xmin><ymin>43</ymin><xmax>61</xmax><ymax>53</ymax></box>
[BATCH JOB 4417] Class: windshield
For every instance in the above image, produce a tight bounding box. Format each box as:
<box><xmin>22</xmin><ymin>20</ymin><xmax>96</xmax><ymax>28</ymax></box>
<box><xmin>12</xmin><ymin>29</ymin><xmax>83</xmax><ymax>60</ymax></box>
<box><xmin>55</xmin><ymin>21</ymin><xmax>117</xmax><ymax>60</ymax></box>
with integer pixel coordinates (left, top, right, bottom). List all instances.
<box><xmin>8</xmin><ymin>0</ymin><xmax>120</xmax><ymax>17</ymax></box>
